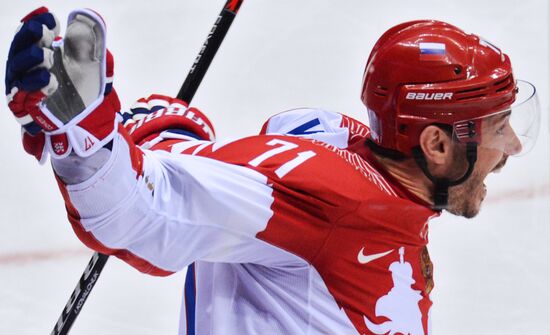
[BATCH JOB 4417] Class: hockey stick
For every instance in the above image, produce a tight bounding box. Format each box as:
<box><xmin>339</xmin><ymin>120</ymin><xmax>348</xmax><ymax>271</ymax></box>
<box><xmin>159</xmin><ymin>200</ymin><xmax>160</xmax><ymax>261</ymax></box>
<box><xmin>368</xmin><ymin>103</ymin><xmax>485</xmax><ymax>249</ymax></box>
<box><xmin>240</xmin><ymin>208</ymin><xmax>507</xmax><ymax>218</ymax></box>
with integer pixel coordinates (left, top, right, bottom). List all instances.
<box><xmin>51</xmin><ymin>1</ymin><xmax>244</xmax><ymax>334</ymax></box>
<box><xmin>177</xmin><ymin>0</ymin><xmax>244</xmax><ymax>102</ymax></box>
<box><xmin>51</xmin><ymin>252</ymin><xmax>108</xmax><ymax>335</ymax></box>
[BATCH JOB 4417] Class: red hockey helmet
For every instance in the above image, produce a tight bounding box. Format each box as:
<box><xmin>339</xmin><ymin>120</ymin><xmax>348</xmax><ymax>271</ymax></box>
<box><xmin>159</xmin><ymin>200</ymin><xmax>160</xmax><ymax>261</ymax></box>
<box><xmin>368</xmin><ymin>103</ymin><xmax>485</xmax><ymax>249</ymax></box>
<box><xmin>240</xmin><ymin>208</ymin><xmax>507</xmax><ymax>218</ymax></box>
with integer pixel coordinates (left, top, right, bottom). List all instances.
<box><xmin>361</xmin><ymin>20</ymin><xmax>539</xmax><ymax>156</ymax></box>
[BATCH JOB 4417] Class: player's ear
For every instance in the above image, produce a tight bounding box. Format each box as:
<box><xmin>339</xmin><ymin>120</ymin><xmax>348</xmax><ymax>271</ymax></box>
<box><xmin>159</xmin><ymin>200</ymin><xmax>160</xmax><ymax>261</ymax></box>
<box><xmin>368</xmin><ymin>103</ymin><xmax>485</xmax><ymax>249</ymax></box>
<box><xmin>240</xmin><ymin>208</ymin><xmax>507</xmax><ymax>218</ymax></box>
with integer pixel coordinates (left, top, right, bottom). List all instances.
<box><xmin>418</xmin><ymin>125</ymin><xmax>453</xmax><ymax>166</ymax></box>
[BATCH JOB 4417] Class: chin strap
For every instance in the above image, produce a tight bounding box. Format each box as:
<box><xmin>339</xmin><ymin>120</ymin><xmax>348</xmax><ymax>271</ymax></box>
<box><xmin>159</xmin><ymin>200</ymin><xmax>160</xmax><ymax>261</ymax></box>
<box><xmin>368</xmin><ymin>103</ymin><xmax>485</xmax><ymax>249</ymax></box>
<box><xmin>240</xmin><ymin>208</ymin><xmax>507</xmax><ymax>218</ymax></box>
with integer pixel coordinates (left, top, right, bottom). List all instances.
<box><xmin>412</xmin><ymin>142</ymin><xmax>478</xmax><ymax>210</ymax></box>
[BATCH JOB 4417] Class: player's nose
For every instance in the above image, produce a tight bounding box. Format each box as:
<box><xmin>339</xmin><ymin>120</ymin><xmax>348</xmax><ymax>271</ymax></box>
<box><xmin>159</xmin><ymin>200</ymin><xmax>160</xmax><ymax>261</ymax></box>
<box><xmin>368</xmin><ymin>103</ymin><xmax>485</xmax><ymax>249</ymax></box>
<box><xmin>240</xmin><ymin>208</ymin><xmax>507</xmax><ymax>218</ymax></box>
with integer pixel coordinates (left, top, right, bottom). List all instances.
<box><xmin>504</xmin><ymin>128</ymin><xmax>522</xmax><ymax>156</ymax></box>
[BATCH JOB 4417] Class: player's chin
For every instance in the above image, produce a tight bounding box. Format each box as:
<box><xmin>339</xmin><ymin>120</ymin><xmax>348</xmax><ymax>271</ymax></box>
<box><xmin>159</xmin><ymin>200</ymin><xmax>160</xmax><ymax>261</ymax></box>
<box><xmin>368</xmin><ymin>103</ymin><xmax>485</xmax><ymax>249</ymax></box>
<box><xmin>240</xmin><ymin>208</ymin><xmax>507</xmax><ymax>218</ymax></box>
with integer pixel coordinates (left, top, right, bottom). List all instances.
<box><xmin>448</xmin><ymin>203</ymin><xmax>482</xmax><ymax>218</ymax></box>
<box><xmin>446</xmin><ymin>184</ymin><xmax>485</xmax><ymax>218</ymax></box>
<box><xmin>465</xmin><ymin>183</ymin><xmax>486</xmax><ymax>218</ymax></box>
<box><xmin>464</xmin><ymin>197</ymin><xmax>483</xmax><ymax>218</ymax></box>
<box><xmin>447</xmin><ymin>201</ymin><xmax>482</xmax><ymax>219</ymax></box>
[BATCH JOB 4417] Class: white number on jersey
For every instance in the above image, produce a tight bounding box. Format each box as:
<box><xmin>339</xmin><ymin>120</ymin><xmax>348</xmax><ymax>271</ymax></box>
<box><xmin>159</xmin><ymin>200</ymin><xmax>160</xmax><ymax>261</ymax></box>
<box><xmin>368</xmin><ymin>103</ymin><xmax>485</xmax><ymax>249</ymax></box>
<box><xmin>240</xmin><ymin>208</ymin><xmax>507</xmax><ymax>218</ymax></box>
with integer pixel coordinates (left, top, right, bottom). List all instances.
<box><xmin>249</xmin><ymin>139</ymin><xmax>316</xmax><ymax>178</ymax></box>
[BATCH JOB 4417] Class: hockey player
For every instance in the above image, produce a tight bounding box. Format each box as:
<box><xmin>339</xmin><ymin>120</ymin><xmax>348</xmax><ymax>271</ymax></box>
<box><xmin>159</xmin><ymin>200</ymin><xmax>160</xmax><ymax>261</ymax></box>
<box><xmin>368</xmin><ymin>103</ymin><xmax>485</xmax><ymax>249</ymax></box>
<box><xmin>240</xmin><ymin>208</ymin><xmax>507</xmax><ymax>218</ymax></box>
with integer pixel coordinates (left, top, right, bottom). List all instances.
<box><xmin>5</xmin><ymin>7</ymin><xmax>541</xmax><ymax>335</ymax></box>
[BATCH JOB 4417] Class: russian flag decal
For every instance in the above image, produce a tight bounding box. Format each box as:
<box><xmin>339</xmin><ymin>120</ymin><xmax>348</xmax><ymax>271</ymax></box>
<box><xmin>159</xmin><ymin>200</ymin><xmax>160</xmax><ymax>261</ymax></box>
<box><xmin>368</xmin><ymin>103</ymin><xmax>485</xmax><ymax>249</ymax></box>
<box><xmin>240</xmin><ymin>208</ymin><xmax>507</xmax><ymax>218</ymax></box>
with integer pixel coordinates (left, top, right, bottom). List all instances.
<box><xmin>419</xmin><ymin>42</ymin><xmax>446</xmax><ymax>61</ymax></box>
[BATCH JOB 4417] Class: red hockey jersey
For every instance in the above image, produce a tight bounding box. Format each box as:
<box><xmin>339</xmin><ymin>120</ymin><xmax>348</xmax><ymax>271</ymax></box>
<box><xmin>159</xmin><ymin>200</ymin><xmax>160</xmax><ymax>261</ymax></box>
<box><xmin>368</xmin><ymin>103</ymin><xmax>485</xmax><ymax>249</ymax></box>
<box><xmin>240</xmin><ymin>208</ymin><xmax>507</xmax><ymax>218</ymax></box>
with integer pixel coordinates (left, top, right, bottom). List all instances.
<box><xmin>56</xmin><ymin>108</ymin><xmax>438</xmax><ymax>335</ymax></box>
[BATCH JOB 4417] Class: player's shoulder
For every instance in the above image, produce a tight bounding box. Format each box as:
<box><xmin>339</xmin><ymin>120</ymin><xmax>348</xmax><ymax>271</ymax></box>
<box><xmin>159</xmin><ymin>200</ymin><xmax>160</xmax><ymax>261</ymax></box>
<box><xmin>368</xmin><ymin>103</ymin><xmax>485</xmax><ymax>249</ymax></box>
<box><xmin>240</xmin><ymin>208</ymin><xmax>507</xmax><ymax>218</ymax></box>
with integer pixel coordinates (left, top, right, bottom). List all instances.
<box><xmin>164</xmin><ymin>133</ymin><xmax>334</xmax><ymax>159</ymax></box>
<box><xmin>149</xmin><ymin>106</ymin><xmax>394</xmax><ymax>196</ymax></box>
<box><xmin>171</xmin><ymin>134</ymin><xmax>397</xmax><ymax>197</ymax></box>
<box><xmin>260</xmin><ymin>108</ymin><xmax>343</xmax><ymax>135</ymax></box>
<box><xmin>260</xmin><ymin>107</ymin><xmax>372</xmax><ymax>149</ymax></box>
<box><xmin>152</xmin><ymin>133</ymin><xmax>347</xmax><ymax>174</ymax></box>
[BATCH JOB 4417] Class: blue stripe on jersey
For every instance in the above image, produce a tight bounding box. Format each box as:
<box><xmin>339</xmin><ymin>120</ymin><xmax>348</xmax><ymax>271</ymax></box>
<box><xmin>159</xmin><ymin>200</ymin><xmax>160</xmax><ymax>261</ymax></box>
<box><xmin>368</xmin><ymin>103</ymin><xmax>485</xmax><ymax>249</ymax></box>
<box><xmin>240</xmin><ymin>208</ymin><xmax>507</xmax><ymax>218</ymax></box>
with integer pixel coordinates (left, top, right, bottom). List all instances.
<box><xmin>129</xmin><ymin>107</ymin><xmax>151</xmax><ymax>115</ymax></box>
<box><xmin>288</xmin><ymin>118</ymin><xmax>323</xmax><ymax>135</ymax></box>
<box><xmin>150</xmin><ymin>105</ymin><xmax>165</xmax><ymax>112</ymax></box>
<box><xmin>118</xmin><ymin>112</ymin><xmax>134</xmax><ymax>125</ymax></box>
<box><xmin>184</xmin><ymin>263</ymin><xmax>196</xmax><ymax>335</ymax></box>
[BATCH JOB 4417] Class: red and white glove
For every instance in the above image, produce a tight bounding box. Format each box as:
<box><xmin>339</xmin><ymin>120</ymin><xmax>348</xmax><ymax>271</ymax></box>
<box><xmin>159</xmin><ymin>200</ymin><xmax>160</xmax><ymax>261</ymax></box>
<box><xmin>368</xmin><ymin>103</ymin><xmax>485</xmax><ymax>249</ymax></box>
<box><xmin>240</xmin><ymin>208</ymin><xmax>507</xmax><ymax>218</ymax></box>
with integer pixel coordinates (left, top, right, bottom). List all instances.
<box><xmin>121</xmin><ymin>94</ymin><xmax>216</xmax><ymax>147</ymax></box>
<box><xmin>5</xmin><ymin>7</ymin><xmax>120</xmax><ymax>162</ymax></box>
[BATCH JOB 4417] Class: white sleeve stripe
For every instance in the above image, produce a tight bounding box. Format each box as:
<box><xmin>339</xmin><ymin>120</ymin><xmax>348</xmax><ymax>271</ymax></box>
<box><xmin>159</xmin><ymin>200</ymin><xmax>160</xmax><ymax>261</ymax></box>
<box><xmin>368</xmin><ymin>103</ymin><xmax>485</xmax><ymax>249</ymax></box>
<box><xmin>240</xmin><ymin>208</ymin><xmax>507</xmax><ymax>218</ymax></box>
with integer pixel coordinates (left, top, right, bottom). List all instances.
<box><xmin>147</xmin><ymin>99</ymin><xmax>170</xmax><ymax>108</ymax></box>
<box><xmin>6</xmin><ymin>86</ymin><xmax>18</xmax><ymax>104</ymax></box>
<box><xmin>15</xmin><ymin>114</ymin><xmax>34</xmax><ymax>126</ymax></box>
<box><xmin>130</xmin><ymin>101</ymin><xmax>150</xmax><ymax>110</ymax></box>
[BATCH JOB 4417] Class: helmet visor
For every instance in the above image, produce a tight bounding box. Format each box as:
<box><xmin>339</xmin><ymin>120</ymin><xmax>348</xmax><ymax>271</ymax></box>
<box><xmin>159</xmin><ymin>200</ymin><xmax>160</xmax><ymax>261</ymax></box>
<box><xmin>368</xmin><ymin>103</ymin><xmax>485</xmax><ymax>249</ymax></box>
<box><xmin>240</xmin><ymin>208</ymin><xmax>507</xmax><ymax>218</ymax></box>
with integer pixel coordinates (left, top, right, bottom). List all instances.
<box><xmin>453</xmin><ymin>80</ymin><xmax>541</xmax><ymax>156</ymax></box>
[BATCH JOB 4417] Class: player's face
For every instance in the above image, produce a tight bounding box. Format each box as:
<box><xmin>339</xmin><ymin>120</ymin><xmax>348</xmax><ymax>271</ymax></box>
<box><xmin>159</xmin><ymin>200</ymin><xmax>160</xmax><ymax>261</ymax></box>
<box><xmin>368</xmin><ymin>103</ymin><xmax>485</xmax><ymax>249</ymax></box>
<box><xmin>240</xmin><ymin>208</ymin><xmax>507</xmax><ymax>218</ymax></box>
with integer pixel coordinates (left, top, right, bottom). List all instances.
<box><xmin>446</xmin><ymin>114</ymin><xmax>520</xmax><ymax>218</ymax></box>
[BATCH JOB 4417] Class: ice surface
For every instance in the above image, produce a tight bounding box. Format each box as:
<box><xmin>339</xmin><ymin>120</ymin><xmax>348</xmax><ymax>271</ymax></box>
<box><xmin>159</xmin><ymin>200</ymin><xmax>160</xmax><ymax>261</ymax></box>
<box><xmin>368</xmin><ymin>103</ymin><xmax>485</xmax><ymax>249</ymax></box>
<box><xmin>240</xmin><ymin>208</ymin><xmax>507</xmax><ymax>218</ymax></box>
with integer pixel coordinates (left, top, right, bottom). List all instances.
<box><xmin>0</xmin><ymin>1</ymin><xmax>548</xmax><ymax>334</ymax></box>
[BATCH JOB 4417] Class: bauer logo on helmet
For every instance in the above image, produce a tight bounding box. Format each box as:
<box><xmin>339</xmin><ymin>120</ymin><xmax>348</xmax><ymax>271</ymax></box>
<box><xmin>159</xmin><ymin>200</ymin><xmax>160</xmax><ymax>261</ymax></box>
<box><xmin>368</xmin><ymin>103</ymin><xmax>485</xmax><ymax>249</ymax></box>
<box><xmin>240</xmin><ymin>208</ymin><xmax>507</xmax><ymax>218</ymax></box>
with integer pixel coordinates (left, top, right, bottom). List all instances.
<box><xmin>405</xmin><ymin>92</ymin><xmax>453</xmax><ymax>101</ymax></box>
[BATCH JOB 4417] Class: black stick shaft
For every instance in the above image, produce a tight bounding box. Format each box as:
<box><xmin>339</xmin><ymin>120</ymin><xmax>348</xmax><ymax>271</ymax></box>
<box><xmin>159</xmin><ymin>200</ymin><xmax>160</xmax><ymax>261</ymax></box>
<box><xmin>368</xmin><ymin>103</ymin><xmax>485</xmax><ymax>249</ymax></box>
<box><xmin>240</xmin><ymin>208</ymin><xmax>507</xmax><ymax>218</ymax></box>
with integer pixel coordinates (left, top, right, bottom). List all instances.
<box><xmin>177</xmin><ymin>0</ymin><xmax>243</xmax><ymax>103</ymax></box>
<box><xmin>51</xmin><ymin>252</ymin><xmax>109</xmax><ymax>335</ymax></box>
<box><xmin>50</xmin><ymin>1</ymin><xmax>243</xmax><ymax>334</ymax></box>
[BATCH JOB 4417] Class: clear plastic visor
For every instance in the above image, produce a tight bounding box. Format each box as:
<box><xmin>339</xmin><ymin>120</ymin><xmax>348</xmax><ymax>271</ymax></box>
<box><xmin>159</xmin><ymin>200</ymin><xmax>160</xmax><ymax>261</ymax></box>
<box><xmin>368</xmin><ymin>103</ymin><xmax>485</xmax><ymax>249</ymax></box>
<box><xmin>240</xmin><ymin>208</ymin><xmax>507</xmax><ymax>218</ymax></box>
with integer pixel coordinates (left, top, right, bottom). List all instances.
<box><xmin>453</xmin><ymin>80</ymin><xmax>541</xmax><ymax>156</ymax></box>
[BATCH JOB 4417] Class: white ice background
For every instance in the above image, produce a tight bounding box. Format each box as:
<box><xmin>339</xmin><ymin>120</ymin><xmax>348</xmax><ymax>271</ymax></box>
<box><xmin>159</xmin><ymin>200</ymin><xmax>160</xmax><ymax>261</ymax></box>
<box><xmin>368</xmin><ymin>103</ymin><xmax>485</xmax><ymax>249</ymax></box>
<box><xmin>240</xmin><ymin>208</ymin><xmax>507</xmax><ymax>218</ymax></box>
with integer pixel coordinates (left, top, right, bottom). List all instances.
<box><xmin>0</xmin><ymin>1</ymin><xmax>548</xmax><ymax>334</ymax></box>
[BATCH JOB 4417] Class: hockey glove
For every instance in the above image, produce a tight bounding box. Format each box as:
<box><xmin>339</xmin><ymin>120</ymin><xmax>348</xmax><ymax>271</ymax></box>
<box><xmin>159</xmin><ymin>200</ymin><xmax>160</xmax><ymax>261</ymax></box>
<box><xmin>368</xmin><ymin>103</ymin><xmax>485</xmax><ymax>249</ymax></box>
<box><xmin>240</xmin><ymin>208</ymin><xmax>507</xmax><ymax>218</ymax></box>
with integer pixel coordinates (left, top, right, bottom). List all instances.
<box><xmin>6</xmin><ymin>7</ymin><xmax>120</xmax><ymax>162</ymax></box>
<box><xmin>121</xmin><ymin>94</ymin><xmax>216</xmax><ymax>147</ymax></box>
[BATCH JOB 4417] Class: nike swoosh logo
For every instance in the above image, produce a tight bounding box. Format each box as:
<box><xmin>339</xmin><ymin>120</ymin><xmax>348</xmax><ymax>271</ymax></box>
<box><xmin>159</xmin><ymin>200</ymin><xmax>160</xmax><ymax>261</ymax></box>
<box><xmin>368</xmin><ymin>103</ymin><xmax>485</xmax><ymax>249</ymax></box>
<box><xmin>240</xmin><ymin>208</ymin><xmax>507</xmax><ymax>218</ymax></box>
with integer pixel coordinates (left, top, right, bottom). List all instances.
<box><xmin>357</xmin><ymin>247</ymin><xmax>393</xmax><ymax>264</ymax></box>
